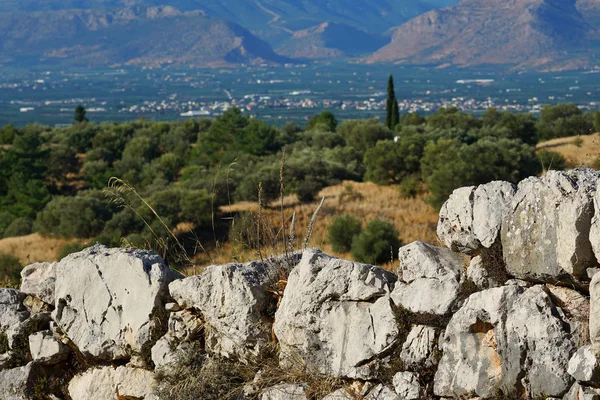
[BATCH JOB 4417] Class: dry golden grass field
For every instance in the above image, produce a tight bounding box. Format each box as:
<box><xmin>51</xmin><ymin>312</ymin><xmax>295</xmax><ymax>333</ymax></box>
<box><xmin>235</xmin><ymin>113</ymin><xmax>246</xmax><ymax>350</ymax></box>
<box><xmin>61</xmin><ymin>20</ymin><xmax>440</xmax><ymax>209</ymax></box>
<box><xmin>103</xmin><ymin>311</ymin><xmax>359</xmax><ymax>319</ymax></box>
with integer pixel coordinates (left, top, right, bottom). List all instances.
<box><xmin>537</xmin><ymin>133</ymin><xmax>600</xmax><ymax>168</ymax></box>
<box><xmin>0</xmin><ymin>233</ymin><xmax>85</xmax><ymax>266</ymax></box>
<box><xmin>194</xmin><ymin>181</ymin><xmax>440</xmax><ymax>272</ymax></box>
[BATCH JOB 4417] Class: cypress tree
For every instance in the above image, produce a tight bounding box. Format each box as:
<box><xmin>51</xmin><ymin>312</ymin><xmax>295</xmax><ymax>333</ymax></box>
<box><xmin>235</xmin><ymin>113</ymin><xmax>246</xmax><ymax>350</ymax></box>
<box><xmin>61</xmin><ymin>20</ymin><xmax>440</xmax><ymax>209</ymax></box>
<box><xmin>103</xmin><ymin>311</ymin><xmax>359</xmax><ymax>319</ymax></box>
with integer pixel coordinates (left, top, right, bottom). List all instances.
<box><xmin>74</xmin><ymin>104</ymin><xmax>88</xmax><ymax>123</ymax></box>
<box><xmin>385</xmin><ymin>74</ymin><xmax>399</xmax><ymax>130</ymax></box>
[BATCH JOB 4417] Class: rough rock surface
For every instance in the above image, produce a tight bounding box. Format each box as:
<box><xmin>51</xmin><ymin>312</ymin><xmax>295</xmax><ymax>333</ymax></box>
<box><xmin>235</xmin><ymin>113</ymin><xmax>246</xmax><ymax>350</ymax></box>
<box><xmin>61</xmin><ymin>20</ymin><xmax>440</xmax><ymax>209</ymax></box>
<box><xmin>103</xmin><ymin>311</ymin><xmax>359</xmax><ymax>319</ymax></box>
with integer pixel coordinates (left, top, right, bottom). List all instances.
<box><xmin>391</xmin><ymin>241</ymin><xmax>466</xmax><ymax>316</ymax></box>
<box><xmin>591</xmin><ymin>271</ymin><xmax>600</xmax><ymax>353</ymax></box>
<box><xmin>260</xmin><ymin>384</ymin><xmax>307</xmax><ymax>400</ymax></box>
<box><xmin>467</xmin><ymin>255</ymin><xmax>506</xmax><ymax>290</ymax></box>
<box><xmin>274</xmin><ymin>249</ymin><xmax>398</xmax><ymax>379</ymax></box>
<box><xmin>434</xmin><ymin>285</ymin><xmax>574</xmax><ymax>398</ymax></box>
<box><xmin>364</xmin><ymin>384</ymin><xmax>400</xmax><ymax>399</ymax></box>
<box><xmin>0</xmin><ymin>363</ymin><xmax>47</xmax><ymax>400</ymax></box>
<box><xmin>568</xmin><ymin>345</ymin><xmax>600</xmax><ymax>383</ymax></box>
<box><xmin>399</xmin><ymin>325</ymin><xmax>439</xmax><ymax>369</ymax></box>
<box><xmin>68</xmin><ymin>366</ymin><xmax>158</xmax><ymax>400</ymax></box>
<box><xmin>169</xmin><ymin>255</ymin><xmax>299</xmax><ymax>359</ymax></box>
<box><xmin>20</xmin><ymin>262</ymin><xmax>56</xmax><ymax>305</ymax></box>
<box><xmin>437</xmin><ymin>181</ymin><xmax>516</xmax><ymax>254</ymax></box>
<box><xmin>0</xmin><ymin>288</ymin><xmax>30</xmax><ymax>349</ymax></box>
<box><xmin>564</xmin><ymin>382</ymin><xmax>600</xmax><ymax>400</ymax></box>
<box><xmin>29</xmin><ymin>330</ymin><xmax>69</xmax><ymax>364</ymax></box>
<box><xmin>52</xmin><ymin>245</ymin><xmax>181</xmax><ymax>361</ymax></box>
<box><xmin>546</xmin><ymin>284</ymin><xmax>590</xmax><ymax>348</ymax></box>
<box><xmin>393</xmin><ymin>371</ymin><xmax>420</xmax><ymax>400</ymax></box>
<box><xmin>502</xmin><ymin>169</ymin><xmax>600</xmax><ymax>282</ymax></box>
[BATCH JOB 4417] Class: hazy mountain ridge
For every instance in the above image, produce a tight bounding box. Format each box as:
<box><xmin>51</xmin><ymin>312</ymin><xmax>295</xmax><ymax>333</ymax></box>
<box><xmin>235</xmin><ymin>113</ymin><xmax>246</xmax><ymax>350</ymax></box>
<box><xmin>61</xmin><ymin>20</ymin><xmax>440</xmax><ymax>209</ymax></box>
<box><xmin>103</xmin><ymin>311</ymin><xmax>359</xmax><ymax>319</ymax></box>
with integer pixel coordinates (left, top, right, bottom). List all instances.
<box><xmin>0</xmin><ymin>6</ymin><xmax>288</xmax><ymax>67</ymax></box>
<box><xmin>368</xmin><ymin>0</ymin><xmax>600</xmax><ymax>70</ymax></box>
<box><xmin>1</xmin><ymin>0</ymin><xmax>599</xmax><ymax>70</ymax></box>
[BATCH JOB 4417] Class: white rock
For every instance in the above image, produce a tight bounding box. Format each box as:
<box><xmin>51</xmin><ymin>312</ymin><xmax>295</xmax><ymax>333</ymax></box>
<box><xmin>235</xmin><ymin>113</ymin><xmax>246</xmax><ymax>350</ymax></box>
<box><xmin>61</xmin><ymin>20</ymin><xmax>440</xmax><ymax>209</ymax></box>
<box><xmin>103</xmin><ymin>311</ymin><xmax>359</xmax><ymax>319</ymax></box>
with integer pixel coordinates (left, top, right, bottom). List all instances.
<box><xmin>364</xmin><ymin>384</ymin><xmax>400</xmax><ymax>400</ymax></box>
<box><xmin>169</xmin><ymin>255</ymin><xmax>294</xmax><ymax>360</ymax></box>
<box><xmin>437</xmin><ymin>181</ymin><xmax>516</xmax><ymax>254</ymax></box>
<box><xmin>0</xmin><ymin>288</ymin><xmax>29</xmax><ymax>349</ymax></box>
<box><xmin>0</xmin><ymin>362</ymin><xmax>45</xmax><ymax>400</ymax></box>
<box><xmin>467</xmin><ymin>256</ymin><xmax>505</xmax><ymax>290</ymax></box>
<box><xmin>567</xmin><ymin>345</ymin><xmax>600</xmax><ymax>383</ymax></box>
<box><xmin>68</xmin><ymin>366</ymin><xmax>158</xmax><ymax>400</ymax></box>
<box><xmin>20</xmin><ymin>262</ymin><xmax>56</xmax><ymax>305</ymax></box>
<box><xmin>393</xmin><ymin>372</ymin><xmax>420</xmax><ymax>400</ymax></box>
<box><xmin>52</xmin><ymin>245</ymin><xmax>181</xmax><ymax>362</ymax></box>
<box><xmin>590</xmin><ymin>272</ymin><xmax>600</xmax><ymax>354</ymax></box>
<box><xmin>399</xmin><ymin>325</ymin><xmax>439</xmax><ymax>369</ymax></box>
<box><xmin>502</xmin><ymin>169</ymin><xmax>600</xmax><ymax>282</ymax></box>
<box><xmin>274</xmin><ymin>249</ymin><xmax>398</xmax><ymax>379</ymax></box>
<box><xmin>260</xmin><ymin>384</ymin><xmax>307</xmax><ymax>400</ymax></box>
<box><xmin>563</xmin><ymin>383</ymin><xmax>600</xmax><ymax>400</ymax></box>
<box><xmin>434</xmin><ymin>285</ymin><xmax>575</xmax><ymax>398</ymax></box>
<box><xmin>391</xmin><ymin>242</ymin><xmax>466</xmax><ymax>316</ymax></box>
<box><xmin>28</xmin><ymin>330</ymin><xmax>69</xmax><ymax>364</ymax></box>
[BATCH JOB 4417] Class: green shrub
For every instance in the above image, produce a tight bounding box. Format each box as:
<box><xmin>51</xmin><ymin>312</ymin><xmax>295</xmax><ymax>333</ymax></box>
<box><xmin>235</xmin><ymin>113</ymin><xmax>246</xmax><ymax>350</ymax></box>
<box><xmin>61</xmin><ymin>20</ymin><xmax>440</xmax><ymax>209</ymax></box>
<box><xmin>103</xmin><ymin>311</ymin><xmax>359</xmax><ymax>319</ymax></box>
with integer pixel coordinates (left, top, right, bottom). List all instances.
<box><xmin>328</xmin><ymin>214</ymin><xmax>362</xmax><ymax>253</ymax></box>
<box><xmin>537</xmin><ymin>150</ymin><xmax>568</xmax><ymax>171</ymax></box>
<box><xmin>3</xmin><ymin>217</ymin><xmax>33</xmax><ymax>238</ymax></box>
<box><xmin>351</xmin><ymin>219</ymin><xmax>400</xmax><ymax>265</ymax></box>
<box><xmin>35</xmin><ymin>195</ymin><xmax>111</xmax><ymax>238</ymax></box>
<box><xmin>296</xmin><ymin>176</ymin><xmax>324</xmax><ymax>203</ymax></box>
<box><xmin>0</xmin><ymin>253</ymin><xmax>22</xmax><ymax>287</ymax></box>
<box><xmin>398</xmin><ymin>174</ymin><xmax>422</xmax><ymax>199</ymax></box>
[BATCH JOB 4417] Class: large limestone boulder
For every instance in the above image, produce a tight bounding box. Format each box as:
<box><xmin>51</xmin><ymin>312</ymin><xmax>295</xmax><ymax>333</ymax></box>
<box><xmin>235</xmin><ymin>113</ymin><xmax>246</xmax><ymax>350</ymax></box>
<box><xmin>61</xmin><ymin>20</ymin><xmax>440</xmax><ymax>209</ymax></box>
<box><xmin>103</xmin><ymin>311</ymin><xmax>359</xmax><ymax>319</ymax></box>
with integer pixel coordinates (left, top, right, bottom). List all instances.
<box><xmin>52</xmin><ymin>245</ymin><xmax>182</xmax><ymax>362</ymax></box>
<box><xmin>68</xmin><ymin>366</ymin><xmax>157</xmax><ymax>400</ymax></box>
<box><xmin>273</xmin><ymin>249</ymin><xmax>399</xmax><ymax>379</ymax></box>
<box><xmin>437</xmin><ymin>181</ymin><xmax>516</xmax><ymax>254</ymax></box>
<box><xmin>502</xmin><ymin>169</ymin><xmax>600</xmax><ymax>282</ymax></box>
<box><xmin>434</xmin><ymin>285</ymin><xmax>575</xmax><ymax>398</ymax></box>
<box><xmin>20</xmin><ymin>262</ymin><xmax>56</xmax><ymax>305</ymax></box>
<box><xmin>391</xmin><ymin>242</ymin><xmax>466</xmax><ymax>316</ymax></box>
<box><xmin>169</xmin><ymin>255</ymin><xmax>298</xmax><ymax>360</ymax></box>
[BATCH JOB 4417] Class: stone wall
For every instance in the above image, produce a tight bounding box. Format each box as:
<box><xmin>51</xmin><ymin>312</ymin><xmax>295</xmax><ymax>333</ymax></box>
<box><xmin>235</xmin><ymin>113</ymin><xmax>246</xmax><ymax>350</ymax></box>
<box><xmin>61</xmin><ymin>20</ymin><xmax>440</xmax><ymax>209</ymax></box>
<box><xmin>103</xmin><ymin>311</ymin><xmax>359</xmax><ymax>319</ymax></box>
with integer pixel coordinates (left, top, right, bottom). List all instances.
<box><xmin>3</xmin><ymin>168</ymin><xmax>600</xmax><ymax>399</ymax></box>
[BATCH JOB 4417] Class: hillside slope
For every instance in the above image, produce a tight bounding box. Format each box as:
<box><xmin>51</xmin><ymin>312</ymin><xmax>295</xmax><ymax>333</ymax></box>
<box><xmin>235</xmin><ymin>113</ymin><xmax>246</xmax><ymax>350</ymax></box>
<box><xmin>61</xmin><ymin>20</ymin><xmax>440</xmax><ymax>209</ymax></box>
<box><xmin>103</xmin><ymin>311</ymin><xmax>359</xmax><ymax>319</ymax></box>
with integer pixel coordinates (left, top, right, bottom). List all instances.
<box><xmin>368</xmin><ymin>0</ymin><xmax>599</xmax><ymax>70</ymax></box>
<box><xmin>0</xmin><ymin>6</ymin><xmax>288</xmax><ymax>67</ymax></box>
<box><xmin>276</xmin><ymin>22</ymin><xmax>388</xmax><ymax>59</ymax></box>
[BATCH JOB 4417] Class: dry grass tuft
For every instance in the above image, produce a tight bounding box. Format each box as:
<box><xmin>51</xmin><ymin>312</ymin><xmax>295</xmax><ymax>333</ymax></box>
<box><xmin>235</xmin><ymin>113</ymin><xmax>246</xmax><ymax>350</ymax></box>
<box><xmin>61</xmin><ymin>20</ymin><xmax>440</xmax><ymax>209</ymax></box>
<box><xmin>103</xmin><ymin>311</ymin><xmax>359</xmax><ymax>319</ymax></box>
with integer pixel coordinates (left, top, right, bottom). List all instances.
<box><xmin>537</xmin><ymin>133</ymin><xmax>600</xmax><ymax>168</ymax></box>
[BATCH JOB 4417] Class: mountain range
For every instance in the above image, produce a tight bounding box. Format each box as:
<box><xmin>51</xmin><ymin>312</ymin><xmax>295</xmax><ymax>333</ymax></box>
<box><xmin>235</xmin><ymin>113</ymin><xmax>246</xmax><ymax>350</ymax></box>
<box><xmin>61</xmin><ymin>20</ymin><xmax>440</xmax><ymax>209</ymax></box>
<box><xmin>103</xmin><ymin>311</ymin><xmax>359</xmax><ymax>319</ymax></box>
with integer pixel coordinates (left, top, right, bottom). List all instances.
<box><xmin>0</xmin><ymin>0</ymin><xmax>599</xmax><ymax>70</ymax></box>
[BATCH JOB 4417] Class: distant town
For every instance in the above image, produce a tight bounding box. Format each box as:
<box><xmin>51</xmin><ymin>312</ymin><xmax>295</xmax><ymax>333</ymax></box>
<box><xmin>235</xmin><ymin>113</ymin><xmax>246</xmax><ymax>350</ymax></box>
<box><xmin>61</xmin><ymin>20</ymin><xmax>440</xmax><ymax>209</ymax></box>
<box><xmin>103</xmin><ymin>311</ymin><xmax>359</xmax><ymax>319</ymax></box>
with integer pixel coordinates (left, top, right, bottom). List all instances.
<box><xmin>1</xmin><ymin>64</ymin><xmax>599</xmax><ymax>126</ymax></box>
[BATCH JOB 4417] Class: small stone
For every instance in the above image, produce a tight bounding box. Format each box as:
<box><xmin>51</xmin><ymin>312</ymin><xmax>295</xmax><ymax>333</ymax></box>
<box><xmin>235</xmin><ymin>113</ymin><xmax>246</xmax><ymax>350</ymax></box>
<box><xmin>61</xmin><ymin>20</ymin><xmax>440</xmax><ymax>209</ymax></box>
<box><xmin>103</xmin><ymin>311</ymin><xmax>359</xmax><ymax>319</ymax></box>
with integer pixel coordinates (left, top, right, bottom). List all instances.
<box><xmin>20</xmin><ymin>262</ymin><xmax>56</xmax><ymax>305</ymax></box>
<box><xmin>29</xmin><ymin>330</ymin><xmax>70</xmax><ymax>364</ymax></box>
<box><xmin>393</xmin><ymin>372</ymin><xmax>420</xmax><ymax>400</ymax></box>
<box><xmin>392</xmin><ymin>242</ymin><xmax>466</xmax><ymax>317</ymax></box>
<box><xmin>567</xmin><ymin>345</ymin><xmax>600</xmax><ymax>383</ymax></box>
